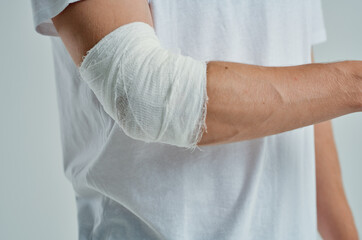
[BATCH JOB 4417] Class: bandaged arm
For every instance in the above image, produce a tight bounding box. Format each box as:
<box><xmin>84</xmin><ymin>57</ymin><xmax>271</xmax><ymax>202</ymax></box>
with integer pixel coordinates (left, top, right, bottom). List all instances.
<box><xmin>52</xmin><ymin>0</ymin><xmax>362</xmax><ymax>148</ymax></box>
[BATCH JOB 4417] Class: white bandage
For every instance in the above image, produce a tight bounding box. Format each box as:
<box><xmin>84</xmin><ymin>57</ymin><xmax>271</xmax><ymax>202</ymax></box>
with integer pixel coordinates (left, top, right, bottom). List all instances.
<box><xmin>79</xmin><ymin>22</ymin><xmax>208</xmax><ymax>150</ymax></box>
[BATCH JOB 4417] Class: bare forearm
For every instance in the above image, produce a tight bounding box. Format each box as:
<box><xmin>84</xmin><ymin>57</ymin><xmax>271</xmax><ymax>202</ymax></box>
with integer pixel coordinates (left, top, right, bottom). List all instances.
<box><xmin>199</xmin><ymin>61</ymin><xmax>362</xmax><ymax>145</ymax></box>
<box><xmin>52</xmin><ymin>0</ymin><xmax>362</xmax><ymax>148</ymax></box>
<box><xmin>315</xmin><ymin>121</ymin><xmax>359</xmax><ymax>240</ymax></box>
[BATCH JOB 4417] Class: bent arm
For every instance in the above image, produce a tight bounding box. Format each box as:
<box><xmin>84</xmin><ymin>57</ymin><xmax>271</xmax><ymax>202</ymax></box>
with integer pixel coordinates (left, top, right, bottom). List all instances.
<box><xmin>52</xmin><ymin>0</ymin><xmax>362</xmax><ymax>147</ymax></box>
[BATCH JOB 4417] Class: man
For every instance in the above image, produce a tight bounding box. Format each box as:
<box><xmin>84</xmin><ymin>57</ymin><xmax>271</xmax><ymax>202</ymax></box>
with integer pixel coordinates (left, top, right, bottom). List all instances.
<box><xmin>31</xmin><ymin>0</ymin><xmax>359</xmax><ymax>239</ymax></box>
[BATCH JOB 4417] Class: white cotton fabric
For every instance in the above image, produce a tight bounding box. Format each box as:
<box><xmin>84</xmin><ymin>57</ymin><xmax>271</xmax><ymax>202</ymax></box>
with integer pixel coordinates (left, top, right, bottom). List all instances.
<box><xmin>31</xmin><ymin>0</ymin><xmax>327</xmax><ymax>239</ymax></box>
<box><xmin>79</xmin><ymin>22</ymin><xmax>208</xmax><ymax>149</ymax></box>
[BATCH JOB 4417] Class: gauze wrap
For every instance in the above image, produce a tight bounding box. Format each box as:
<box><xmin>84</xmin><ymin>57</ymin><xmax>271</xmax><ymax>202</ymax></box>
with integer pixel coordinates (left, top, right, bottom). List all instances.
<box><xmin>79</xmin><ymin>22</ymin><xmax>208</xmax><ymax>150</ymax></box>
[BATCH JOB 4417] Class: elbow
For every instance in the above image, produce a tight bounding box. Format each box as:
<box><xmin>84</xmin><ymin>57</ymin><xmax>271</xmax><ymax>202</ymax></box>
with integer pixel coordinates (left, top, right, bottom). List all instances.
<box><xmin>79</xmin><ymin>21</ymin><xmax>208</xmax><ymax>149</ymax></box>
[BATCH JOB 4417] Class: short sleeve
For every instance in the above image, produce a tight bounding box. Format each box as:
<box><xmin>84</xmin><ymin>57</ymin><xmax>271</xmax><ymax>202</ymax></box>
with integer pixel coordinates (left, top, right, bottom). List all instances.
<box><xmin>311</xmin><ymin>0</ymin><xmax>327</xmax><ymax>45</ymax></box>
<box><xmin>31</xmin><ymin>0</ymin><xmax>81</xmax><ymax>36</ymax></box>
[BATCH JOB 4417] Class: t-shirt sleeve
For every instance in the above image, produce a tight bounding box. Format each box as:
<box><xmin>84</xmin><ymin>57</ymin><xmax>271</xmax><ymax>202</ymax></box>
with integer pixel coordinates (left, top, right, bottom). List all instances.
<box><xmin>31</xmin><ymin>0</ymin><xmax>81</xmax><ymax>36</ymax></box>
<box><xmin>311</xmin><ymin>0</ymin><xmax>327</xmax><ymax>45</ymax></box>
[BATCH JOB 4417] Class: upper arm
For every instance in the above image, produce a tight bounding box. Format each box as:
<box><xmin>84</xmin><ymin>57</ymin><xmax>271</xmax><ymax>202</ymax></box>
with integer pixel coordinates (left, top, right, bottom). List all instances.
<box><xmin>51</xmin><ymin>0</ymin><xmax>153</xmax><ymax>66</ymax></box>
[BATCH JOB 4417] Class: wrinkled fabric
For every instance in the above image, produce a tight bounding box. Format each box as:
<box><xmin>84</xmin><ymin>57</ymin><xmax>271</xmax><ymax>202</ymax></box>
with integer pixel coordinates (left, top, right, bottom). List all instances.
<box><xmin>31</xmin><ymin>0</ymin><xmax>327</xmax><ymax>239</ymax></box>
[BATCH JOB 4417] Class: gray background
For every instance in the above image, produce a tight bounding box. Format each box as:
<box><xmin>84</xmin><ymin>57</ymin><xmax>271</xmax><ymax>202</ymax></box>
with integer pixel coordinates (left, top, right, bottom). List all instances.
<box><xmin>0</xmin><ymin>0</ymin><xmax>360</xmax><ymax>239</ymax></box>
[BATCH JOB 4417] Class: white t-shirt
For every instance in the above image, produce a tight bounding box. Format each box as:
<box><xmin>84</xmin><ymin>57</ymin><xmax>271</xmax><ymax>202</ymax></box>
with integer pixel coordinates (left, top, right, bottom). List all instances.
<box><xmin>31</xmin><ymin>0</ymin><xmax>327</xmax><ymax>239</ymax></box>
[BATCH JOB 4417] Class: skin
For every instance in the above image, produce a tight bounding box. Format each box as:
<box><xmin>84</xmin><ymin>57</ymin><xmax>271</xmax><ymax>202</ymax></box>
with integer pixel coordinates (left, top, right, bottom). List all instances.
<box><xmin>312</xmin><ymin>52</ymin><xmax>359</xmax><ymax>239</ymax></box>
<box><xmin>52</xmin><ymin>0</ymin><xmax>360</xmax><ymax>237</ymax></box>
<box><xmin>52</xmin><ymin>0</ymin><xmax>362</xmax><ymax>146</ymax></box>
<box><xmin>315</xmin><ymin>120</ymin><xmax>359</xmax><ymax>239</ymax></box>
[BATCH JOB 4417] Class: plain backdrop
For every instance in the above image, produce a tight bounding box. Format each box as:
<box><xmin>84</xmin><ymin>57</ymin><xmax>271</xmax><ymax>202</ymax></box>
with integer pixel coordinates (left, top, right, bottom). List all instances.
<box><xmin>0</xmin><ymin>1</ymin><xmax>360</xmax><ymax>240</ymax></box>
